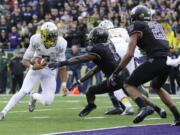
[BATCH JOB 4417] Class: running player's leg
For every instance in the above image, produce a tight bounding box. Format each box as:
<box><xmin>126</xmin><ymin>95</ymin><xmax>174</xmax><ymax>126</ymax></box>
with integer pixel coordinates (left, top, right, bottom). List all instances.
<box><xmin>151</xmin><ymin>66</ymin><xmax>180</xmax><ymax>125</ymax></box>
<box><xmin>31</xmin><ymin>71</ymin><xmax>56</xmax><ymax>106</ymax></box>
<box><xmin>1</xmin><ymin>70</ymin><xmax>40</xmax><ymax>118</ymax></box>
<box><xmin>124</xmin><ymin>61</ymin><xmax>159</xmax><ymax>123</ymax></box>
<box><xmin>114</xmin><ymin>89</ymin><xmax>134</xmax><ymax>115</ymax></box>
<box><xmin>79</xmin><ymin>79</ymin><xmax>115</xmax><ymax>117</ymax></box>
<box><xmin>79</xmin><ymin>72</ymin><xmax>126</xmax><ymax>117</ymax></box>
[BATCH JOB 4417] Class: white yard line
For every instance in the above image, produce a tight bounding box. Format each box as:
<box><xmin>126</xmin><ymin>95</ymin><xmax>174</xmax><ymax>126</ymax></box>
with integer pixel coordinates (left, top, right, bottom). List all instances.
<box><xmin>144</xmin><ymin>117</ymin><xmax>161</xmax><ymax>120</ymax></box>
<box><xmin>0</xmin><ymin>100</ymin><xmax>81</xmax><ymax>104</ymax></box>
<box><xmin>84</xmin><ymin>116</ymin><xmax>106</xmax><ymax>120</ymax></box>
<box><xmin>41</xmin><ymin>123</ymin><xmax>169</xmax><ymax>135</ymax></box>
<box><xmin>150</xmin><ymin>96</ymin><xmax>180</xmax><ymax>99</ymax></box>
<box><xmin>5</xmin><ymin>105</ymin><xmax>116</xmax><ymax>114</ymax></box>
<box><xmin>60</xmin><ymin>100</ymin><xmax>81</xmax><ymax>103</ymax></box>
<box><xmin>0</xmin><ymin>101</ymin><xmax>29</xmax><ymax>104</ymax></box>
<box><xmin>31</xmin><ymin>116</ymin><xmax>49</xmax><ymax>119</ymax></box>
<box><xmin>9</xmin><ymin>108</ymin><xmax>52</xmax><ymax>113</ymax></box>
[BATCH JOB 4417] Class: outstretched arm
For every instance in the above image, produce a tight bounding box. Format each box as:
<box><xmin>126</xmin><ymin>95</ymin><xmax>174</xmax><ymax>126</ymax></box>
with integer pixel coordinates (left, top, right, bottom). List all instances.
<box><xmin>66</xmin><ymin>54</ymin><xmax>97</xmax><ymax>65</ymax></box>
<box><xmin>80</xmin><ymin>65</ymin><xmax>100</xmax><ymax>82</ymax></box>
<box><xmin>69</xmin><ymin>65</ymin><xmax>100</xmax><ymax>90</ymax></box>
<box><xmin>48</xmin><ymin>53</ymin><xmax>98</xmax><ymax>69</ymax></box>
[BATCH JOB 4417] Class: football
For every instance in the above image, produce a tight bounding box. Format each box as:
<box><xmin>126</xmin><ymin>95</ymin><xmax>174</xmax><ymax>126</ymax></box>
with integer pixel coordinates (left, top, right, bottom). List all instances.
<box><xmin>30</xmin><ymin>57</ymin><xmax>47</xmax><ymax>65</ymax></box>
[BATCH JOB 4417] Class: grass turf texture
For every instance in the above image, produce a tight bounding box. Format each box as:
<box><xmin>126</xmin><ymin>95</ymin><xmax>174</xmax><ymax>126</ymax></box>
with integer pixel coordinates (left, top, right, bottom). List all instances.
<box><xmin>0</xmin><ymin>95</ymin><xmax>179</xmax><ymax>135</ymax></box>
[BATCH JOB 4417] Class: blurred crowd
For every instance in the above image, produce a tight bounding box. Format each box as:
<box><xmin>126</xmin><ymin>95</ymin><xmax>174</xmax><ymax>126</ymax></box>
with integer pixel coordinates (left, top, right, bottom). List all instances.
<box><xmin>0</xmin><ymin>0</ymin><xmax>179</xmax><ymax>94</ymax></box>
<box><xmin>0</xmin><ymin>0</ymin><xmax>179</xmax><ymax>49</ymax></box>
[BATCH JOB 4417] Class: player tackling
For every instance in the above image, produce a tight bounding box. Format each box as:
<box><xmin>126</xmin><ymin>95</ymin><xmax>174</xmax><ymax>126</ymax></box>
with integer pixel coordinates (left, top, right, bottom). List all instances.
<box><xmin>0</xmin><ymin>22</ymin><xmax>68</xmax><ymax>120</ymax></box>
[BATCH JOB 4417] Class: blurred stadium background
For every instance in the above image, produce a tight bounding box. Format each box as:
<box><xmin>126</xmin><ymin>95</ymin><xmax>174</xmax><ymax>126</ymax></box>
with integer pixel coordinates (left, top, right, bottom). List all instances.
<box><xmin>0</xmin><ymin>0</ymin><xmax>179</xmax><ymax>135</ymax></box>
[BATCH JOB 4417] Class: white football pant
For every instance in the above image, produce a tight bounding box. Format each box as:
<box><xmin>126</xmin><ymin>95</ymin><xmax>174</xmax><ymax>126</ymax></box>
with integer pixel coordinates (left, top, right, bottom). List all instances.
<box><xmin>2</xmin><ymin>68</ymin><xmax>56</xmax><ymax>115</ymax></box>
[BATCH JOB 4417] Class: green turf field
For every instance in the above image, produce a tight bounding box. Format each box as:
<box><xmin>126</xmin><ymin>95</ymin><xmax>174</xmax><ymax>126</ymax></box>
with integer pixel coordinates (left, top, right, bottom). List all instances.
<box><xmin>0</xmin><ymin>95</ymin><xmax>179</xmax><ymax>135</ymax></box>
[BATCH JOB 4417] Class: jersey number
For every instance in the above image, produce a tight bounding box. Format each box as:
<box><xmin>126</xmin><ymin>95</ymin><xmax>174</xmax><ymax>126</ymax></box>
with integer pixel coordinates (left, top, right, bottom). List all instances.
<box><xmin>149</xmin><ymin>23</ymin><xmax>167</xmax><ymax>40</ymax></box>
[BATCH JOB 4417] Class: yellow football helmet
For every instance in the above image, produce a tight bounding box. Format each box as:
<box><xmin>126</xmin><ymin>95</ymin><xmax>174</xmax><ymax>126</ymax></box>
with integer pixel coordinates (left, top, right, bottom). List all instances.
<box><xmin>40</xmin><ymin>22</ymin><xmax>58</xmax><ymax>48</ymax></box>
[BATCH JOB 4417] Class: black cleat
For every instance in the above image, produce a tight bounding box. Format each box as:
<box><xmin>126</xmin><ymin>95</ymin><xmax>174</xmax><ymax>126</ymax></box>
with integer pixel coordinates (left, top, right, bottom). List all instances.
<box><xmin>172</xmin><ymin>119</ymin><xmax>180</xmax><ymax>126</ymax></box>
<box><xmin>105</xmin><ymin>108</ymin><xmax>123</xmax><ymax>115</ymax></box>
<box><xmin>79</xmin><ymin>104</ymin><xmax>97</xmax><ymax>117</ymax></box>
<box><xmin>133</xmin><ymin>106</ymin><xmax>154</xmax><ymax>124</ymax></box>
<box><xmin>157</xmin><ymin>108</ymin><xmax>167</xmax><ymax>118</ymax></box>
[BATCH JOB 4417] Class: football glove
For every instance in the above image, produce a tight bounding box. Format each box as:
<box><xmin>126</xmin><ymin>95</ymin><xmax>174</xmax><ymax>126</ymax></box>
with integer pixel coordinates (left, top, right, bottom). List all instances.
<box><xmin>48</xmin><ymin>61</ymin><xmax>61</xmax><ymax>70</ymax></box>
<box><xmin>108</xmin><ymin>73</ymin><xmax>118</xmax><ymax>87</ymax></box>
<box><xmin>69</xmin><ymin>80</ymin><xmax>82</xmax><ymax>91</ymax></box>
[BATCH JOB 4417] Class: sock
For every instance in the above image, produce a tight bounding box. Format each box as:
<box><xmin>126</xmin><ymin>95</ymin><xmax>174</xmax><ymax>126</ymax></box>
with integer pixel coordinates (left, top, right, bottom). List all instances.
<box><xmin>118</xmin><ymin>101</ymin><xmax>126</xmax><ymax>110</ymax></box>
<box><xmin>2</xmin><ymin>91</ymin><xmax>26</xmax><ymax>115</ymax></box>
<box><xmin>114</xmin><ymin>89</ymin><xmax>127</xmax><ymax>100</ymax></box>
<box><xmin>121</xmin><ymin>97</ymin><xmax>132</xmax><ymax>109</ymax></box>
<box><xmin>134</xmin><ymin>97</ymin><xmax>146</xmax><ymax>109</ymax></box>
<box><xmin>148</xmin><ymin>102</ymin><xmax>161</xmax><ymax>113</ymax></box>
<box><xmin>108</xmin><ymin>92</ymin><xmax>120</xmax><ymax>108</ymax></box>
<box><xmin>170</xmin><ymin>105</ymin><xmax>180</xmax><ymax>120</ymax></box>
<box><xmin>114</xmin><ymin>89</ymin><xmax>132</xmax><ymax>109</ymax></box>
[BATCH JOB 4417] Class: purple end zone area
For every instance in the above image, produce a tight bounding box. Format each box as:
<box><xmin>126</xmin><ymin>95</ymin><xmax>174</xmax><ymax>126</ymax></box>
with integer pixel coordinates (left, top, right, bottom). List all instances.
<box><xmin>53</xmin><ymin>124</ymin><xmax>180</xmax><ymax>135</ymax></box>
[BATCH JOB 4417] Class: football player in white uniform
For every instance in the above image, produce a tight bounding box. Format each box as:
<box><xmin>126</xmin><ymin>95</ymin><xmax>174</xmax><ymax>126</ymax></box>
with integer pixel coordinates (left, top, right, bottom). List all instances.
<box><xmin>0</xmin><ymin>22</ymin><xmax>68</xmax><ymax>120</ymax></box>
<box><xmin>98</xmin><ymin>20</ymin><xmax>135</xmax><ymax>115</ymax></box>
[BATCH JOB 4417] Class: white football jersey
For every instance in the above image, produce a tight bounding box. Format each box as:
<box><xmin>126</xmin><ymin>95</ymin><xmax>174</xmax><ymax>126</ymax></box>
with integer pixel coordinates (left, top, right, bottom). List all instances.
<box><xmin>23</xmin><ymin>34</ymin><xmax>67</xmax><ymax>62</ymax></box>
<box><xmin>109</xmin><ymin>28</ymin><xmax>143</xmax><ymax>74</ymax></box>
<box><xmin>108</xmin><ymin>28</ymin><xmax>142</xmax><ymax>58</ymax></box>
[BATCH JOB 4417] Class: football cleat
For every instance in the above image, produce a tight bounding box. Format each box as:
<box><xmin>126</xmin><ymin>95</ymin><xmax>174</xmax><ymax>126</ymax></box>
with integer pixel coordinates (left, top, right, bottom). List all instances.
<box><xmin>157</xmin><ymin>108</ymin><xmax>167</xmax><ymax>118</ymax></box>
<box><xmin>0</xmin><ymin>112</ymin><xmax>5</xmax><ymax>120</ymax></box>
<box><xmin>79</xmin><ymin>104</ymin><xmax>96</xmax><ymax>117</ymax></box>
<box><xmin>133</xmin><ymin>106</ymin><xmax>154</xmax><ymax>123</ymax></box>
<box><xmin>172</xmin><ymin>119</ymin><xmax>180</xmax><ymax>126</ymax></box>
<box><xmin>105</xmin><ymin>108</ymin><xmax>123</xmax><ymax>115</ymax></box>
<box><xmin>121</xmin><ymin>107</ymin><xmax>134</xmax><ymax>115</ymax></box>
<box><xmin>28</xmin><ymin>94</ymin><xmax>37</xmax><ymax>112</ymax></box>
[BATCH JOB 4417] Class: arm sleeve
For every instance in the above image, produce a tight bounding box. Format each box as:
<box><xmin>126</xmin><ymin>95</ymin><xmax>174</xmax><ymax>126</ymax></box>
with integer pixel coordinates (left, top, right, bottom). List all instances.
<box><xmin>23</xmin><ymin>36</ymin><xmax>35</xmax><ymax>60</ymax></box>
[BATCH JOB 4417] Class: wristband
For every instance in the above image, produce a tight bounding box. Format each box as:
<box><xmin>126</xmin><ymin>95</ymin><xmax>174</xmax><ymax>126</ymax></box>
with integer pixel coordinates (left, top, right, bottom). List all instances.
<box><xmin>29</xmin><ymin>64</ymin><xmax>33</xmax><ymax>69</ymax></box>
<box><xmin>78</xmin><ymin>79</ymin><xmax>83</xmax><ymax>84</ymax></box>
<box><xmin>61</xmin><ymin>61</ymin><xmax>70</xmax><ymax>66</ymax></box>
<box><xmin>61</xmin><ymin>82</ymin><xmax>67</xmax><ymax>87</ymax></box>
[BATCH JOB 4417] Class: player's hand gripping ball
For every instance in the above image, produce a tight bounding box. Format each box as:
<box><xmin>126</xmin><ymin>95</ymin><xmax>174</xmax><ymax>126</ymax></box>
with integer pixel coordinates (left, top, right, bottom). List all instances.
<box><xmin>30</xmin><ymin>57</ymin><xmax>47</xmax><ymax>70</ymax></box>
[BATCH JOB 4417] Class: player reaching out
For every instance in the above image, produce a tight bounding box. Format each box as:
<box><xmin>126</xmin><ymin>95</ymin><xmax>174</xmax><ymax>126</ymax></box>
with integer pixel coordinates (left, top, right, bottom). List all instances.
<box><xmin>49</xmin><ymin>27</ymin><xmax>129</xmax><ymax>117</ymax></box>
<box><xmin>0</xmin><ymin>22</ymin><xmax>68</xmax><ymax>120</ymax></box>
<box><xmin>48</xmin><ymin>27</ymin><xmax>168</xmax><ymax>118</ymax></box>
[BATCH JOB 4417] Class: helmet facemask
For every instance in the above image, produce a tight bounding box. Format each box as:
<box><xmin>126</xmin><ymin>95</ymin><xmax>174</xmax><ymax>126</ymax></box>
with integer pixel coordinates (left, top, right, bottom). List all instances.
<box><xmin>41</xmin><ymin>29</ymin><xmax>58</xmax><ymax>48</ymax></box>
